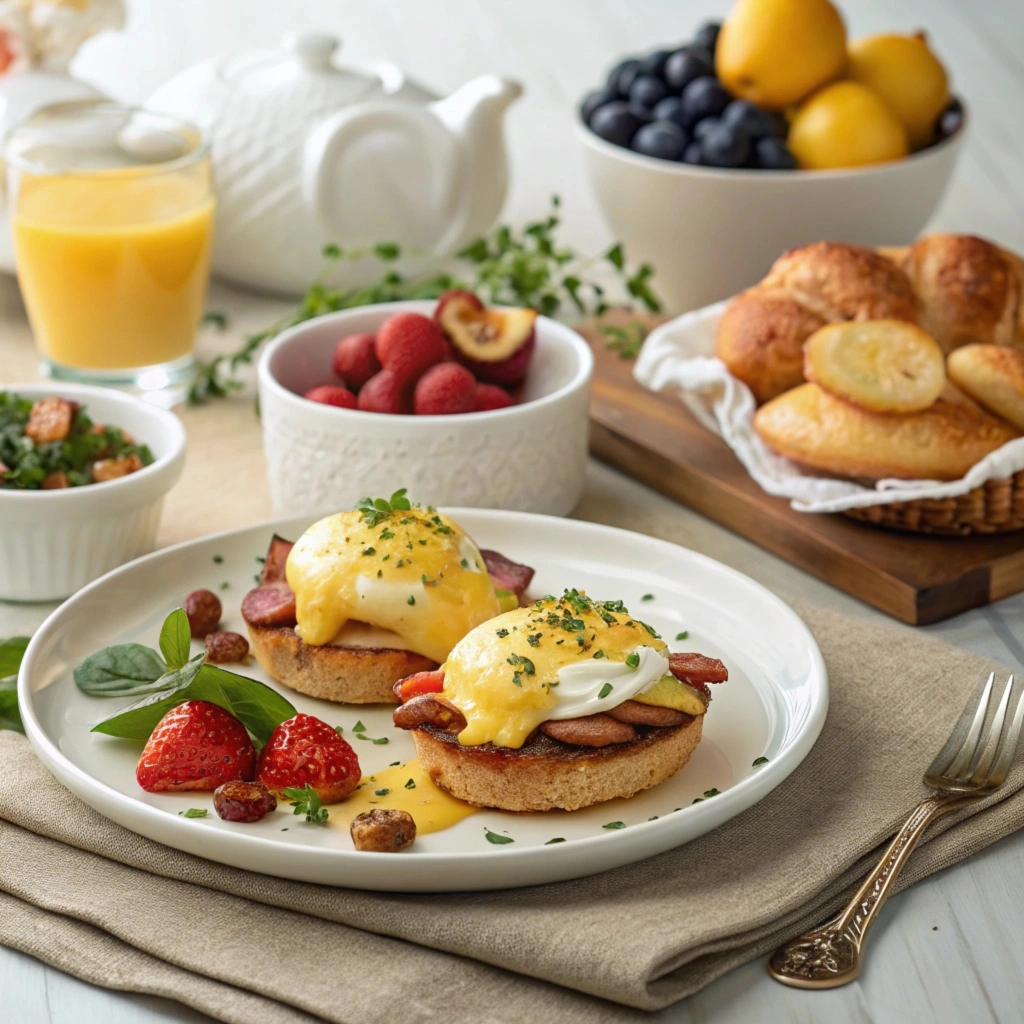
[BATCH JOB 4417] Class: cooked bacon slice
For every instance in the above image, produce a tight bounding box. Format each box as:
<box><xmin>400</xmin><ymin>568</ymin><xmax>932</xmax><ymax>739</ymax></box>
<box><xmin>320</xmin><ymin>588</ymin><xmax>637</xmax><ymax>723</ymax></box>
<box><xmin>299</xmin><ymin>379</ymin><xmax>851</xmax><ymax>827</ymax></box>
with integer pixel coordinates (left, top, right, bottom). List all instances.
<box><xmin>540</xmin><ymin>714</ymin><xmax>637</xmax><ymax>747</ymax></box>
<box><xmin>394</xmin><ymin>669</ymin><xmax>445</xmax><ymax>703</ymax></box>
<box><xmin>241</xmin><ymin>581</ymin><xmax>297</xmax><ymax>628</ymax></box>
<box><xmin>669</xmin><ymin>653</ymin><xmax>728</xmax><ymax>686</ymax></box>
<box><xmin>480</xmin><ymin>549</ymin><xmax>534</xmax><ymax>598</ymax></box>
<box><xmin>393</xmin><ymin>694</ymin><xmax>467</xmax><ymax>733</ymax></box>
<box><xmin>605</xmin><ymin>700</ymin><xmax>692</xmax><ymax>727</ymax></box>
<box><xmin>261</xmin><ymin>535</ymin><xmax>295</xmax><ymax>584</ymax></box>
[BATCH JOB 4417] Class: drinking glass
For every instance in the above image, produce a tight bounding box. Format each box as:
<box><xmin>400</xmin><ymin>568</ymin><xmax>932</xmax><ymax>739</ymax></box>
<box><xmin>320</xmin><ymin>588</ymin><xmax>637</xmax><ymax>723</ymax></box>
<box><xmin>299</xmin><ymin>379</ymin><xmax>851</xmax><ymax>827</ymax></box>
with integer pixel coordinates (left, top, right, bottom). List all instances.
<box><xmin>4</xmin><ymin>100</ymin><xmax>213</xmax><ymax>395</ymax></box>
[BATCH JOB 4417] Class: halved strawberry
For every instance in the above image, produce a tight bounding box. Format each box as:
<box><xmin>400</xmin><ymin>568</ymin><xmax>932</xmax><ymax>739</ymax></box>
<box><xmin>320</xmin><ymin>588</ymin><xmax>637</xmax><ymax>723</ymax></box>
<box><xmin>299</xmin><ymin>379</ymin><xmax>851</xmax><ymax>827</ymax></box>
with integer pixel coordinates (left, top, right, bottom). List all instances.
<box><xmin>136</xmin><ymin>700</ymin><xmax>256</xmax><ymax>793</ymax></box>
<box><xmin>256</xmin><ymin>713</ymin><xmax>360</xmax><ymax>803</ymax></box>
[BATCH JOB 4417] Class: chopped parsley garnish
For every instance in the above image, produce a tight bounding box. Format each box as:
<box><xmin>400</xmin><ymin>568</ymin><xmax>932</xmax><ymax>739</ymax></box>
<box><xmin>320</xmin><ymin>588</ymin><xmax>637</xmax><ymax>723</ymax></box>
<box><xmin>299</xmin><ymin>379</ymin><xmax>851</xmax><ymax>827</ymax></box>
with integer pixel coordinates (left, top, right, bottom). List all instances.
<box><xmin>212</xmin><ymin>554</ymin><xmax>223</xmax><ymax>564</ymax></box>
<box><xmin>375</xmin><ymin>788</ymin><xmax>390</xmax><ymax>796</ymax></box>
<box><xmin>704</xmin><ymin>788</ymin><xmax>720</xmax><ymax>797</ymax></box>
<box><xmin>648</xmin><ymin>816</ymin><xmax>658</xmax><ymax>821</ymax></box>
<box><xmin>598</xmin><ymin>683</ymin><xmax>613</xmax><ymax>699</ymax></box>
<box><xmin>381</xmin><ymin>529</ymin><xmax>396</xmax><ymax>541</ymax></box>
<box><xmin>404</xmin><ymin>778</ymin><xmax>416</xmax><ymax>789</ymax></box>
<box><xmin>334</xmin><ymin>725</ymin><xmax>344</xmax><ymax>735</ymax></box>
<box><xmin>507</xmin><ymin>654</ymin><xmax>535</xmax><ymax>675</ymax></box>
<box><xmin>592</xmin><ymin>650</ymin><xmax>605</xmax><ymax>659</ymax></box>
<box><xmin>641</xmin><ymin>593</ymin><xmax>654</xmax><ymax>601</ymax></box>
<box><xmin>641</xmin><ymin>621</ymin><xmax>661</xmax><ymax>639</ymax></box>
<box><xmin>219</xmin><ymin>581</ymin><xmax>230</xmax><ymax>591</ymax></box>
<box><xmin>625</xmin><ymin>652</ymin><xmax>640</xmax><ymax>670</ymax></box>
<box><xmin>495</xmin><ymin>628</ymin><xmax>509</xmax><ymax>638</ymax></box>
<box><xmin>602</xmin><ymin>821</ymin><xmax>626</xmax><ymax>830</ymax></box>
<box><xmin>180</xmin><ymin>808</ymin><xmax>207</xmax><ymax>818</ymax></box>
<box><xmin>526</xmin><ymin>632</ymin><xmax>542</xmax><ymax>648</ymax></box>
<box><xmin>362</xmin><ymin>546</ymin><xmax>376</xmax><ymax>556</ymax></box>
<box><xmin>284</xmin><ymin>784</ymin><xmax>328</xmax><ymax>823</ymax></box>
<box><xmin>353</xmin><ymin>721</ymin><xmax>366</xmax><ymax>733</ymax></box>
<box><xmin>675</xmin><ymin>631</ymin><xmax>689</xmax><ymax>641</ymax></box>
<box><xmin>545</xmin><ymin>837</ymin><xmax>566</xmax><ymax>845</ymax></box>
<box><xmin>373</xmin><ymin>736</ymin><xmax>389</xmax><ymax>744</ymax></box>
<box><xmin>752</xmin><ymin>756</ymin><xmax>769</xmax><ymax>767</ymax></box>
<box><xmin>484</xmin><ymin>829</ymin><xmax>514</xmax><ymax>845</ymax></box>
<box><xmin>461</xmin><ymin>558</ymin><xmax>469</xmax><ymax>568</ymax></box>
<box><xmin>407</xmin><ymin>595</ymin><xmax>416</xmax><ymax>605</ymax></box>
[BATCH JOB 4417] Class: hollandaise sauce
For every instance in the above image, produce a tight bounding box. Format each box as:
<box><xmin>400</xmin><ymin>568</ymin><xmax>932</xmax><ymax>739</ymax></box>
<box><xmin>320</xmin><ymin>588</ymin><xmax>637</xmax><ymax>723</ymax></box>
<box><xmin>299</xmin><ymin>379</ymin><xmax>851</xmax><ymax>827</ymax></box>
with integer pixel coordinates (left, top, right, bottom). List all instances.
<box><xmin>330</xmin><ymin>761</ymin><xmax>478</xmax><ymax>836</ymax></box>
<box><xmin>286</xmin><ymin>507</ymin><xmax>500</xmax><ymax>663</ymax></box>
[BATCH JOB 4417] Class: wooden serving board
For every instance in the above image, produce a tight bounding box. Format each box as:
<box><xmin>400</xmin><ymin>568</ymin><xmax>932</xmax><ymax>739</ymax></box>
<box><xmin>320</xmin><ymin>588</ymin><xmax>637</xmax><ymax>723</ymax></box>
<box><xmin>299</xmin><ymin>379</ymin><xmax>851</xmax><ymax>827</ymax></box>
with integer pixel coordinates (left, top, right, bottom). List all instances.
<box><xmin>585</xmin><ymin>334</ymin><xmax>1024</xmax><ymax>626</ymax></box>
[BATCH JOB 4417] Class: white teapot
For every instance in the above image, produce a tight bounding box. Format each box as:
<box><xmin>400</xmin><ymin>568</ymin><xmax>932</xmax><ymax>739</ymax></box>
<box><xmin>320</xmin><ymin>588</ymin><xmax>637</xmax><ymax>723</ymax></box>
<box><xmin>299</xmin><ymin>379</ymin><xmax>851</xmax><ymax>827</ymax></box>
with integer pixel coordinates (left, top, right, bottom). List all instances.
<box><xmin>147</xmin><ymin>31</ymin><xmax>522</xmax><ymax>296</ymax></box>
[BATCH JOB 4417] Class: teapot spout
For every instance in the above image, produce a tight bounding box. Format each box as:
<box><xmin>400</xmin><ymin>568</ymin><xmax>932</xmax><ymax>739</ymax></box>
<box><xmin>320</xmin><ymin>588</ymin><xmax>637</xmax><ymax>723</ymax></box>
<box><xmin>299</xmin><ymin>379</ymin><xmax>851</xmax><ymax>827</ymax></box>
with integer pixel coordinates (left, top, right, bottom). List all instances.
<box><xmin>430</xmin><ymin>75</ymin><xmax>522</xmax><ymax>249</ymax></box>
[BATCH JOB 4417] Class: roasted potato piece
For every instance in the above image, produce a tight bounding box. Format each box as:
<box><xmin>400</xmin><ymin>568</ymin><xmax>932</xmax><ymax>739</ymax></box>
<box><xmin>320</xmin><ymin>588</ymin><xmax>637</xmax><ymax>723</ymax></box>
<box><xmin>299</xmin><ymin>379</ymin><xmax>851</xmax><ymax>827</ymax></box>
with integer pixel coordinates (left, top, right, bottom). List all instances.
<box><xmin>25</xmin><ymin>397</ymin><xmax>75</xmax><ymax>443</ymax></box>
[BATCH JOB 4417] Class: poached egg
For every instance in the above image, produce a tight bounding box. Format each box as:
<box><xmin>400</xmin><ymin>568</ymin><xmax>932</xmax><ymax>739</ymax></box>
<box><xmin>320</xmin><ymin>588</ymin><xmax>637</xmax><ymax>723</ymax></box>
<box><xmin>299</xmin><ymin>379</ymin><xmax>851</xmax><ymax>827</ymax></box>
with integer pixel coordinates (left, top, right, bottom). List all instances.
<box><xmin>442</xmin><ymin>590</ymin><xmax>678</xmax><ymax>748</ymax></box>
<box><xmin>286</xmin><ymin>502</ymin><xmax>500</xmax><ymax>663</ymax></box>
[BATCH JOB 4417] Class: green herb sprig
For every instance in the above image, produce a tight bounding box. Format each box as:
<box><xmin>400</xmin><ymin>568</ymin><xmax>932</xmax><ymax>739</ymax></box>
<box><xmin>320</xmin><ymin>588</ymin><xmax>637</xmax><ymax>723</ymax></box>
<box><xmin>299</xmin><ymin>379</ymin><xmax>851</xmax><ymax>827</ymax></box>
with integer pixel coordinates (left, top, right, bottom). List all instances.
<box><xmin>284</xmin><ymin>784</ymin><xmax>328</xmax><ymax>823</ymax></box>
<box><xmin>0</xmin><ymin>637</ymin><xmax>29</xmax><ymax>733</ymax></box>
<box><xmin>187</xmin><ymin>197</ymin><xmax>660</xmax><ymax>404</ymax></box>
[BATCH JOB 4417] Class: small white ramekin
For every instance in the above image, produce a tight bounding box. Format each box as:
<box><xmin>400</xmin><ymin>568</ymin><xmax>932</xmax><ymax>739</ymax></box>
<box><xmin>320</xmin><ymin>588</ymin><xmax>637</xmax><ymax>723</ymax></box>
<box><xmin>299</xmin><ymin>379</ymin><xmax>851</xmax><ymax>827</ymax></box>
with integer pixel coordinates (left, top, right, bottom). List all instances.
<box><xmin>0</xmin><ymin>383</ymin><xmax>186</xmax><ymax>601</ymax></box>
<box><xmin>257</xmin><ymin>300</ymin><xmax>593</xmax><ymax>518</ymax></box>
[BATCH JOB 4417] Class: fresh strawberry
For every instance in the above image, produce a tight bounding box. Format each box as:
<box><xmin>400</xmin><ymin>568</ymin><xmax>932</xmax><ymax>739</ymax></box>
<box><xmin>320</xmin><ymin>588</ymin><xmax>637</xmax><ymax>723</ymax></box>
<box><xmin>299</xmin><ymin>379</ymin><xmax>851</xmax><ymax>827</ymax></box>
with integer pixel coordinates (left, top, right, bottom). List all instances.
<box><xmin>331</xmin><ymin>332</ymin><xmax>380</xmax><ymax>390</ymax></box>
<box><xmin>256</xmin><ymin>713</ymin><xmax>360</xmax><ymax>803</ymax></box>
<box><xmin>413</xmin><ymin>363</ymin><xmax>476</xmax><ymax>415</ymax></box>
<box><xmin>304</xmin><ymin>384</ymin><xmax>357</xmax><ymax>409</ymax></box>
<box><xmin>136</xmin><ymin>700</ymin><xmax>256</xmax><ymax>793</ymax></box>
<box><xmin>473</xmin><ymin>383</ymin><xmax>514</xmax><ymax>411</ymax></box>
<box><xmin>375</xmin><ymin>312</ymin><xmax>447</xmax><ymax>384</ymax></box>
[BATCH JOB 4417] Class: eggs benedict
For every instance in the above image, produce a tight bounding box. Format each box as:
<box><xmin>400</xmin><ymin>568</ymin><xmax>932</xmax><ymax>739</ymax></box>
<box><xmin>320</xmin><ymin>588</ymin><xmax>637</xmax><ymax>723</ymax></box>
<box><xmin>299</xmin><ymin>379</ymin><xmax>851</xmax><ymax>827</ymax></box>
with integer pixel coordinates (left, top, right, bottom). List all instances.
<box><xmin>240</xmin><ymin>490</ymin><xmax>532</xmax><ymax>703</ymax></box>
<box><xmin>392</xmin><ymin>590</ymin><xmax>727</xmax><ymax>811</ymax></box>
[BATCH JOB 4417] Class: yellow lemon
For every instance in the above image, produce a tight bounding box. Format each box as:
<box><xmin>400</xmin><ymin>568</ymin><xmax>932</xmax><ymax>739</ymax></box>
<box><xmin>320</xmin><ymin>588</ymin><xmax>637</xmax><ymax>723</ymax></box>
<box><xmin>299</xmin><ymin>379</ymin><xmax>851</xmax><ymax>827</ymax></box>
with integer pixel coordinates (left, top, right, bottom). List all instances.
<box><xmin>716</xmin><ymin>0</ymin><xmax>847</xmax><ymax>110</ymax></box>
<box><xmin>847</xmin><ymin>32</ymin><xmax>950</xmax><ymax>149</ymax></box>
<box><xmin>788</xmin><ymin>80</ymin><xmax>909</xmax><ymax>169</ymax></box>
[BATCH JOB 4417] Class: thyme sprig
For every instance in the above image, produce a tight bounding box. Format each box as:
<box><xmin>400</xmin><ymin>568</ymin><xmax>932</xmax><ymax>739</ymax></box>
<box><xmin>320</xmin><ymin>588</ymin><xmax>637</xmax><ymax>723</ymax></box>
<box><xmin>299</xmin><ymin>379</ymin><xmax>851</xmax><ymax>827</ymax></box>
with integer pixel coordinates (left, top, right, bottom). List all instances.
<box><xmin>188</xmin><ymin>197</ymin><xmax>660</xmax><ymax>404</ymax></box>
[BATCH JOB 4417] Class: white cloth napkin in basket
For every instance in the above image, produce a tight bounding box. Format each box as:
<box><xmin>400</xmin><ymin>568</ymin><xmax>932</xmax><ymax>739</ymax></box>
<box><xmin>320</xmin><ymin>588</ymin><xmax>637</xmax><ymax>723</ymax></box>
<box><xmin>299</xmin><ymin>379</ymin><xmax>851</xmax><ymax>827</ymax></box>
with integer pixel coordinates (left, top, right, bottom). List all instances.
<box><xmin>632</xmin><ymin>301</ymin><xmax>1024</xmax><ymax>514</ymax></box>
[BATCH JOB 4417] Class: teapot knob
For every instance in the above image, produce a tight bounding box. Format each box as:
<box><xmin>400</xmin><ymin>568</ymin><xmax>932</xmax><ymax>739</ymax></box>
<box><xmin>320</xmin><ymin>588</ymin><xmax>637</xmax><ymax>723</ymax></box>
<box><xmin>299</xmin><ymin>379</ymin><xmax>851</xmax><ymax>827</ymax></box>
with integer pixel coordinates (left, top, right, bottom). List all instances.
<box><xmin>283</xmin><ymin>31</ymin><xmax>339</xmax><ymax>70</ymax></box>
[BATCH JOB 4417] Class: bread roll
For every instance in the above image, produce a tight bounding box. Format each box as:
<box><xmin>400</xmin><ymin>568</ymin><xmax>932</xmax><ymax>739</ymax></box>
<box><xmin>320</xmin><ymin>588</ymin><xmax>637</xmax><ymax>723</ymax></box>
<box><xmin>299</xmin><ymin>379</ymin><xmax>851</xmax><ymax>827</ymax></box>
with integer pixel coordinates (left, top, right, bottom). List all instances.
<box><xmin>717</xmin><ymin>241</ymin><xmax>917</xmax><ymax>403</ymax></box>
<box><xmin>753</xmin><ymin>382</ymin><xmax>1019</xmax><ymax>480</ymax></box>
<box><xmin>893</xmin><ymin>234</ymin><xmax>1024</xmax><ymax>351</ymax></box>
<box><xmin>947</xmin><ymin>344</ymin><xmax>1024</xmax><ymax>431</ymax></box>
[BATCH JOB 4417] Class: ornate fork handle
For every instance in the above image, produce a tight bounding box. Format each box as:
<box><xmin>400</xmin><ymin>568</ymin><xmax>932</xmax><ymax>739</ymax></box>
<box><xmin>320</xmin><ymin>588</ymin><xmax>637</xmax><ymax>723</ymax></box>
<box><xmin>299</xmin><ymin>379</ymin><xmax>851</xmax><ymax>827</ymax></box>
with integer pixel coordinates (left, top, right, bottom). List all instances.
<box><xmin>768</xmin><ymin>790</ymin><xmax>977</xmax><ymax>989</ymax></box>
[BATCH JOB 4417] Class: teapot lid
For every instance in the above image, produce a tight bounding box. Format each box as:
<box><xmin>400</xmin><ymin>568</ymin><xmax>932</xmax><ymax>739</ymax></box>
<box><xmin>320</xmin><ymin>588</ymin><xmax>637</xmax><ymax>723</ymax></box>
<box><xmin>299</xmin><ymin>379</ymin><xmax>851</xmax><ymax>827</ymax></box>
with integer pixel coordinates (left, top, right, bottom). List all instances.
<box><xmin>219</xmin><ymin>31</ymin><xmax>380</xmax><ymax>106</ymax></box>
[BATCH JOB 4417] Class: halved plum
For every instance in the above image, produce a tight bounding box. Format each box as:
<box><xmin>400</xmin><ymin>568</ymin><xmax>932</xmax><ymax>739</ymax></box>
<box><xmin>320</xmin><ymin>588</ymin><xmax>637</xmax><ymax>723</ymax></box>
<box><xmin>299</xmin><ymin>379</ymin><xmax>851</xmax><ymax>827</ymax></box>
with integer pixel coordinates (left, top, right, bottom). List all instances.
<box><xmin>434</xmin><ymin>290</ymin><xmax>537</xmax><ymax>386</ymax></box>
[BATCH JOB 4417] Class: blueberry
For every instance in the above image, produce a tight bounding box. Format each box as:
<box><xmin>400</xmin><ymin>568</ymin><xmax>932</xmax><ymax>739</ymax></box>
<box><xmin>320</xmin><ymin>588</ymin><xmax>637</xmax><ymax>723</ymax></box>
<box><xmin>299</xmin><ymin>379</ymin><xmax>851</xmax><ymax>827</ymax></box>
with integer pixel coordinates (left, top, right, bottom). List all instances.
<box><xmin>682</xmin><ymin>142</ymin><xmax>704</xmax><ymax>165</ymax></box>
<box><xmin>631</xmin><ymin>121</ymin><xmax>688</xmax><ymax>161</ymax></box>
<box><xmin>938</xmin><ymin>97</ymin><xmax>964</xmax><ymax>139</ymax></box>
<box><xmin>686</xmin><ymin>46</ymin><xmax>715</xmax><ymax>68</ymax></box>
<box><xmin>755</xmin><ymin>136</ymin><xmax>797</xmax><ymax>170</ymax></box>
<box><xmin>701</xmin><ymin>123</ymin><xmax>751</xmax><ymax>168</ymax></box>
<box><xmin>681</xmin><ymin>76</ymin><xmax>731</xmax><ymax>125</ymax></box>
<box><xmin>606</xmin><ymin>58</ymin><xmax>641</xmax><ymax>98</ymax></box>
<box><xmin>665</xmin><ymin>49</ymin><xmax>713</xmax><ymax>91</ymax></box>
<box><xmin>692</xmin><ymin>117</ymin><xmax>719</xmax><ymax>140</ymax></box>
<box><xmin>694</xmin><ymin>22</ymin><xmax>722</xmax><ymax>53</ymax></box>
<box><xmin>638</xmin><ymin>49</ymin><xmax>673</xmax><ymax>78</ymax></box>
<box><xmin>722</xmin><ymin>100</ymin><xmax>777</xmax><ymax>140</ymax></box>
<box><xmin>589</xmin><ymin>101</ymin><xmax>645</xmax><ymax>148</ymax></box>
<box><xmin>629</xmin><ymin>74</ymin><xmax>670</xmax><ymax>111</ymax></box>
<box><xmin>652</xmin><ymin>96</ymin><xmax>690</xmax><ymax>132</ymax></box>
<box><xmin>580</xmin><ymin>87</ymin><xmax>617</xmax><ymax>124</ymax></box>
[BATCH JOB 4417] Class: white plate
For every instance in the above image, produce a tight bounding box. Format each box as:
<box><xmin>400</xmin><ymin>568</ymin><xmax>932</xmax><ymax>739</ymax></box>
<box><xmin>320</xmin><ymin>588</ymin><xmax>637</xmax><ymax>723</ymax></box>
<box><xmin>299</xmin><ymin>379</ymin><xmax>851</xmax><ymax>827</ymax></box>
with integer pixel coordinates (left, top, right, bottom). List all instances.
<box><xmin>19</xmin><ymin>510</ymin><xmax>827</xmax><ymax>892</ymax></box>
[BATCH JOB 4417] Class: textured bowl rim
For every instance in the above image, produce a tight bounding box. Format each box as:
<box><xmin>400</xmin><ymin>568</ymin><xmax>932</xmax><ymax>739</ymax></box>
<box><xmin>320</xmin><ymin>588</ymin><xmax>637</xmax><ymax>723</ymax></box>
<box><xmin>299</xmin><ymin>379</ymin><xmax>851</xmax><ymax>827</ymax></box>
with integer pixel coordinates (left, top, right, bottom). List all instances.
<box><xmin>575</xmin><ymin>99</ymin><xmax>967</xmax><ymax>180</ymax></box>
<box><xmin>0</xmin><ymin>382</ymin><xmax>187</xmax><ymax>505</ymax></box>
<box><xmin>257</xmin><ymin>299</ymin><xmax>595</xmax><ymax>425</ymax></box>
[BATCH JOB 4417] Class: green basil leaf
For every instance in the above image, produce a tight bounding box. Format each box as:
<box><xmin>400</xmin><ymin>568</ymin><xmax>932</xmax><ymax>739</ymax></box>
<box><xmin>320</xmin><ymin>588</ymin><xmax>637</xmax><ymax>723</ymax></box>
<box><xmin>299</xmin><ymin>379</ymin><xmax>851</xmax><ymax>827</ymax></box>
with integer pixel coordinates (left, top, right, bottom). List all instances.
<box><xmin>91</xmin><ymin>653</ymin><xmax>206</xmax><ymax>740</ymax></box>
<box><xmin>0</xmin><ymin>675</ymin><xmax>24</xmax><ymax>733</ymax></box>
<box><xmin>74</xmin><ymin>643</ymin><xmax>168</xmax><ymax>696</ymax></box>
<box><xmin>159</xmin><ymin>608</ymin><xmax>192</xmax><ymax>669</ymax></box>
<box><xmin>0</xmin><ymin>637</ymin><xmax>29</xmax><ymax>679</ymax></box>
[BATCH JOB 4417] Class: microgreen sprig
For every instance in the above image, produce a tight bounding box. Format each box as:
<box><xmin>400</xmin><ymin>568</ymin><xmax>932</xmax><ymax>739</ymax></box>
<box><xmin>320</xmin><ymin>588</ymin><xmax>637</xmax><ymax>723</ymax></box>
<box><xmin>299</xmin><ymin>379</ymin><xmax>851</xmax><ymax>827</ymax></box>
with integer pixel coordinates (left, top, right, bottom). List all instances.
<box><xmin>355</xmin><ymin>489</ymin><xmax>413</xmax><ymax>527</ymax></box>
<box><xmin>284</xmin><ymin>784</ymin><xmax>329</xmax><ymax>823</ymax></box>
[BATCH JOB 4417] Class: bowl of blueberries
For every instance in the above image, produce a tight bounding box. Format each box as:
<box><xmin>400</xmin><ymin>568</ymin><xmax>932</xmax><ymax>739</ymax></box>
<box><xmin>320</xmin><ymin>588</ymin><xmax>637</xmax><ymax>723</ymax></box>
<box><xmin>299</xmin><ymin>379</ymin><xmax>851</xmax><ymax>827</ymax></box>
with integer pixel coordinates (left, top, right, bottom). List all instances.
<box><xmin>577</xmin><ymin>20</ymin><xmax>965</xmax><ymax>312</ymax></box>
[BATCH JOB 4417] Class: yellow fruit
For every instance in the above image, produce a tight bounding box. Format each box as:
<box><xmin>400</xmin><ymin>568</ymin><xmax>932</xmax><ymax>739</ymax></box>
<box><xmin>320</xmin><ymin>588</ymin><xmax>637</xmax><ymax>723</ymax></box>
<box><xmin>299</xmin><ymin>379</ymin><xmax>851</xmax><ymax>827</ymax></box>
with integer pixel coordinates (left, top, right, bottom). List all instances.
<box><xmin>788</xmin><ymin>81</ymin><xmax>909</xmax><ymax>169</ymax></box>
<box><xmin>632</xmin><ymin>675</ymin><xmax>708</xmax><ymax>716</ymax></box>
<box><xmin>847</xmin><ymin>33</ymin><xmax>950</xmax><ymax>149</ymax></box>
<box><xmin>716</xmin><ymin>0</ymin><xmax>847</xmax><ymax>110</ymax></box>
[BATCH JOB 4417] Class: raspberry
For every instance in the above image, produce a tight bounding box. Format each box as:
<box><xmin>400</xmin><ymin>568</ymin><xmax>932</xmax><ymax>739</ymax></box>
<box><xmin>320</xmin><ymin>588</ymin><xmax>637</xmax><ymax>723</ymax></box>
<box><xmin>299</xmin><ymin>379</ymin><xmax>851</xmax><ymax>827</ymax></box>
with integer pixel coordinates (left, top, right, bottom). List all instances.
<box><xmin>357</xmin><ymin>369</ymin><xmax>410</xmax><ymax>414</ymax></box>
<box><xmin>413</xmin><ymin>363</ymin><xmax>477</xmax><ymax>415</ymax></box>
<box><xmin>375</xmin><ymin>312</ymin><xmax>447</xmax><ymax>384</ymax></box>
<box><xmin>473</xmin><ymin>383</ymin><xmax>514</xmax><ymax>411</ymax></box>
<box><xmin>304</xmin><ymin>385</ymin><xmax>357</xmax><ymax>409</ymax></box>
<box><xmin>331</xmin><ymin>333</ymin><xmax>380</xmax><ymax>390</ymax></box>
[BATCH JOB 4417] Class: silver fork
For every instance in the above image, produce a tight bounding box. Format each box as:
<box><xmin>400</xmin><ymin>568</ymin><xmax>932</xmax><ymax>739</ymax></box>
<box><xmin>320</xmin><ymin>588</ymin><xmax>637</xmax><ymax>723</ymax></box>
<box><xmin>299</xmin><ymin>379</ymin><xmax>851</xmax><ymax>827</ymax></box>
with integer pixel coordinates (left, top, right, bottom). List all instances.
<box><xmin>768</xmin><ymin>671</ymin><xmax>1024</xmax><ymax>989</ymax></box>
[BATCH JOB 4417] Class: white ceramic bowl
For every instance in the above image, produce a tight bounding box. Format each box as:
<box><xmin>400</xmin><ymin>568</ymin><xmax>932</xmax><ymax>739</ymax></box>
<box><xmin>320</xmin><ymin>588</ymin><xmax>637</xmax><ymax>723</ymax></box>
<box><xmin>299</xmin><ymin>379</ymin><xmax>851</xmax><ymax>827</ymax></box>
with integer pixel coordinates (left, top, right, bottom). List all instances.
<box><xmin>577</xmin><ymin>112</ymin><xmax>966</xmax><ymax>313</ymax></box>
<box><xmin>0</xmin><ymin>384</ymin><xmax>186</xmax><ymax>601</ymax></box>
<box><xmin>258</xmin><ymin>300</ymin><xmax>594</xmax><ymax>517</ymax></box>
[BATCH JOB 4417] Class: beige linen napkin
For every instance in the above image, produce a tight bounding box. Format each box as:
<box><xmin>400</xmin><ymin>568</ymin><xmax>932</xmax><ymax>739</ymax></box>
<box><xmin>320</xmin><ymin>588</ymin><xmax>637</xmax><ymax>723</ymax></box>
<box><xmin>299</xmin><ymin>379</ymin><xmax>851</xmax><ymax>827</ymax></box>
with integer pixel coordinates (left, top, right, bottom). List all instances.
<box><xmin>2</xmin><ymin>604</ymin><xmax>1024</xmax><ymax>1023</ymax></box>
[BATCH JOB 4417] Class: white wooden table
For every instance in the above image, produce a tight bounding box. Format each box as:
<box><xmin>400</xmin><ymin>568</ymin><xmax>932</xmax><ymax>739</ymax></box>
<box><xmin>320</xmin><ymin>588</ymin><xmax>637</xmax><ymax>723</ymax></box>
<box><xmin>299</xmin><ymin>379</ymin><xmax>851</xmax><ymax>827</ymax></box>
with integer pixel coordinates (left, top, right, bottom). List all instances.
<box><xmin>4</xmin><ymin>0</ymin><xmax>1024</xmax><ymax>1020</ymax></box>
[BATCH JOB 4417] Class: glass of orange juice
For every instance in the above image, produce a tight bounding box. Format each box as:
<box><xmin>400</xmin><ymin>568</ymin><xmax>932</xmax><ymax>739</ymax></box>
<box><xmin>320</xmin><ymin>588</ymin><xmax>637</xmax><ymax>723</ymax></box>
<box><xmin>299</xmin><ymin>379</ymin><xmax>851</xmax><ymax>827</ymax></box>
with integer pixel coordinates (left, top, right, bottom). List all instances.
<box><xmin>4</xmin><ymin>100</ymin><xmax>213</xmax><ymax>394</ymax></box>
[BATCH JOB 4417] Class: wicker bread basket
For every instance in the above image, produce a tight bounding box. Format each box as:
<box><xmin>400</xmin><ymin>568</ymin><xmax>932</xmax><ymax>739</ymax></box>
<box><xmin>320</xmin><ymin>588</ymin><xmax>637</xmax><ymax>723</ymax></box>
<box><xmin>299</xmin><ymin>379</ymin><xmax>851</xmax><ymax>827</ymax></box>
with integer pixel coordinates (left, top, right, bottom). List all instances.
<box><xmin>843</xmin><ymin>472</ymin><xmax>1024</xmax><ymax>536</ymax></box>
